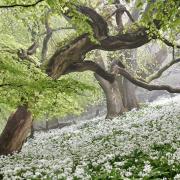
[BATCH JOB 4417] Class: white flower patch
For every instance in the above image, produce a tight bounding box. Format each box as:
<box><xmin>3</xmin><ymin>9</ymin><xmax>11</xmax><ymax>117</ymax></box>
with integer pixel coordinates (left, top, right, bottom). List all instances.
<box><xmin>0</xmin><ymin>95</ymin><xmax>180</xmax><ymax>179</ymax></box>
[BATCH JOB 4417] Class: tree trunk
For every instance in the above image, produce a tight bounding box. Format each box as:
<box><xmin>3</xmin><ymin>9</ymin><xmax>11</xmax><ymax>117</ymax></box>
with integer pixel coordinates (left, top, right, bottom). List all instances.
<box><xmin>94</xmin><ymin>51</ymin><xmax>139</xmax><ymax>119</ymax></box>
<box><xmin>94</xmin><ymin>57</ymin><xmax>125</xmax><ymax>119</ymax></box>
<box><xmin>0</xmin><ymin>105</ymin><xmax>32</xmax><ymax>156</ymax></box>
<box><xmin>46</xmin><ymin>120</ymin><xmax>49</xmax><ymax>131</ymax></box>
<box><xmin>122</xmin><ymin>78</ymin><xmax>139</xmax><ymax>110</ymax></box>
<box><xmin>29</xmin><ymin>122</ymin><xmax>34</xmax><ymax>139</ymax></box>
<box><xmin>95</xmin><ymin>74</ymin><xmax>125</xmax><ymax>119</ymax></box>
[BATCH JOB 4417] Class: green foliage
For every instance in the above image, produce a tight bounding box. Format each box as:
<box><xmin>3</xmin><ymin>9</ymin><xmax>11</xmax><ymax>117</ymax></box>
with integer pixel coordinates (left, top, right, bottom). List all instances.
<box><xmin>0</xmin><ymin>104</ymin><xmax>12</xmax><ymax>133</ymax></box>
<box><xmin>46</xmin><ymin>0</ymin><xmax>97</xmax><ymax>42</ymax></box>
<box><xmin>137</xmin><ymin>0</ymin><xmax>180</xmax><ymax>41</ymax></box>
<box><xmin>0</xmin><ymin>0</ymin><xmax>103</xmax><ymax>126</ymax></box>
<box><xmin>0</xmin><ymin>54</ymin><xmax>98</xmax><ymax>119</ymax></box>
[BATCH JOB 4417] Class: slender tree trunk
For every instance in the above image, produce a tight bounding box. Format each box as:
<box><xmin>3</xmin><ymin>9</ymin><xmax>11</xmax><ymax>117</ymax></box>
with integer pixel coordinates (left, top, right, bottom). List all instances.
<box><xmin>46</xmin><ymin>120</ymin><xmax>49</xmax><ymax>131</ymax></box>
<box><xmin>29</xmin><ymin>122</ymin><xmax>34</xmax><ymax>139</ymax></box>
<box><xmin>0</xmin><ymin>105</ymin><xmax>32</xmax><ymax>155</ymax></box>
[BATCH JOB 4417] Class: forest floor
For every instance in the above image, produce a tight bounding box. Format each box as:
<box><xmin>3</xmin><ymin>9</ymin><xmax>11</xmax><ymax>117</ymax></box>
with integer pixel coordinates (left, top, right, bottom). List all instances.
<box><xmin>0</xmin><ymin>96</ymin><xmax>180</xmax><ymax>180</ymax></box>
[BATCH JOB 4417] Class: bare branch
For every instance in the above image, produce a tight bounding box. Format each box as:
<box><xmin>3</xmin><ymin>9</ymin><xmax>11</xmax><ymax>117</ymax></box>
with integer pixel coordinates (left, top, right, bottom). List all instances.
<box><xmin>0</xmin><ymin>0</ymin><xmax>44</xmax><ymax>8</ymax></box>
<box><xmin>145</xmin><ymin>58</ymin><xmax>180</xmax><ymax>83</ymax></box>
<box><xmin>61</xmin><ymin>58</ymin><xmax>180</xmax><ymax>94</ymax></box>
<box><xmin>106</xmin><ymin>9</ymin><xmax>118</xmax><ymax>20</ymax></box>
<box><xmin>116</xmin><ymin>66</ymin><xmax>180</xmax><ymax>93</ymax></box>
<box><xmin>27</xmin><ymin>42</ymin><xmax>38</xmax><ymax>55</ymax></box>
<box><xmin>124</xmin><ymin>9</ymin><xmax>135</xmax><ymax>23</ymax></box>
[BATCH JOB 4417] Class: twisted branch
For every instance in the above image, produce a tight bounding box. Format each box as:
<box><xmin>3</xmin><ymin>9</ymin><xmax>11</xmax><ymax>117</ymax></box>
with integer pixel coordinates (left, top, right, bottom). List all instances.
<box><xmin>116</xmin><ymin>67</ymin><xmax>180</xmax><ymax>93</ymax></box>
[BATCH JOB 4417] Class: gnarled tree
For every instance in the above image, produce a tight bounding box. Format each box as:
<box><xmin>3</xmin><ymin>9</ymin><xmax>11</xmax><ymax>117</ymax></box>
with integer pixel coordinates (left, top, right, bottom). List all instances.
<box><xmin>0</xmin><ymin>0</ymin><xmax>180</xmax><ymax>155</ymax></box>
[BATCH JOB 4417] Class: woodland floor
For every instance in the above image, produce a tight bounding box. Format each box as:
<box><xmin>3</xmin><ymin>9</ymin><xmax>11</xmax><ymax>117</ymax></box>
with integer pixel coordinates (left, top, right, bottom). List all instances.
<box><xmin>0</xmin><ymin>96</ymin><xmax>180</xmax><ymax>179</ymax></box>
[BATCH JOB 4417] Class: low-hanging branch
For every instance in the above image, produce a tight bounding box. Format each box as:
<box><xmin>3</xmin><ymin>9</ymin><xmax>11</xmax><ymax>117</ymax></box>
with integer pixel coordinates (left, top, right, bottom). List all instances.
<box><xmin>116</xmin><ymin>67</ymin><xmax>180</xmax><ymax>93</ymax></box>
<box><xmin>60</xmin><ymin>59</ymin><xmax>180</xmax><ymax>94</ymax></box>
<box><xmin>0</xmin><ymin>0</ymin><xmax>44</xmax><ymax>8</ymax></box>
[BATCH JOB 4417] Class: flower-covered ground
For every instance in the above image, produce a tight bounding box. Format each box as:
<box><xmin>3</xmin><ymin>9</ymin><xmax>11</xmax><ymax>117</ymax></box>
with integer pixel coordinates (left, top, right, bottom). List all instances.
<box><xmin>0</xmin><ymin>96</ymin><xmax>180</xmax><ymax>180</ymax></box>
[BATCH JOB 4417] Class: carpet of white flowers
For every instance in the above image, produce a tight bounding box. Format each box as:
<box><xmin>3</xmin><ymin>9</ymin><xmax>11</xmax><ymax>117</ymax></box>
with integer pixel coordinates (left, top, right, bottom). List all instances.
<box><xmin>0</xmin><ymin>96</ymin><xmax>180</xmax><ymax>180</ymax></box>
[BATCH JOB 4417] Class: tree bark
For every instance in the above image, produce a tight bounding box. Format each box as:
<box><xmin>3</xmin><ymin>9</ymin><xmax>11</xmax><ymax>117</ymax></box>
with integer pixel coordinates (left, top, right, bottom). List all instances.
<box><xmin>122</xmin><ymin>78</ymin><xmax>139</xmax><ymax>110</ymax></box>
<box><xmin>95</xmin><ymin>73</ymin><xmax>125</xmax><ymax>119</ymax></box>
<box><xmin>94</xmin><ymin>51</ymin><xmax>139</xmax><ymax>119</ymax></box>
<box><xmin>45</xmin><ymin>5</ymin><xmax>150</xmax><ymax>80</ymax></box>
<box><xmin>0</xmin><ymin>105</ymin><xmax>32</xmax><ymax>155</ymax></box>
<box><xmin>29</xmin><ymin>122</ymin><xmax>34</xmax><ymax>139</ymax></box>
<box><xmin>116</xmin><ymin>66</ymin><xmax>180</xmax><ymax>93</ymax></box>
